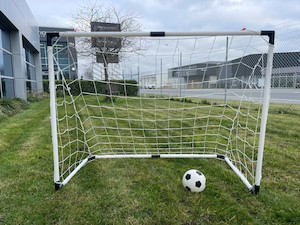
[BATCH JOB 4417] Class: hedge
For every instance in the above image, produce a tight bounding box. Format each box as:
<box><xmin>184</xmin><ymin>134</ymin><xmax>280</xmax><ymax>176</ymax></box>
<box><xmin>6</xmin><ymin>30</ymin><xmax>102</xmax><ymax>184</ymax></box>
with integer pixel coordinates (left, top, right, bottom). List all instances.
<box><xmin>43</xmin><ymin>79</ymin><xmax>138</xmax><ymax>97</ymax></box>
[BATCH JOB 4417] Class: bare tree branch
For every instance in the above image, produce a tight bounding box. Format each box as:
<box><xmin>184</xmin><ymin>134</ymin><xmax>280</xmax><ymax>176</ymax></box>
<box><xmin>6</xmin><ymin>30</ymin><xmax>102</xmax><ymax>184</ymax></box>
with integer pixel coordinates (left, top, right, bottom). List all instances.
<box><xmin>71</xmin><ymin>0</ymin><xmax>144</xmax><ymax>55</ymax></box>
<box><xmin>70</xmin><ymin>0</ymin><xmax>147</xmax><ymax>80</ymax></box>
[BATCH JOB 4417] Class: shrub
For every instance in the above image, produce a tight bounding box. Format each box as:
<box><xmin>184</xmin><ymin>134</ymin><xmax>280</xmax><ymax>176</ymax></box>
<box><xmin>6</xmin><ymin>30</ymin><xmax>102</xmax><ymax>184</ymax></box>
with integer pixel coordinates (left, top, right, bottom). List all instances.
<box><xmin>0</xmin><ymin>98</ymin><xmax>29</xmax><ymax>122</ymax></box>
<box><xmin>43</xmin><ymin>79</ymin><xmax>138</xmax><ymax>96</ymax></box>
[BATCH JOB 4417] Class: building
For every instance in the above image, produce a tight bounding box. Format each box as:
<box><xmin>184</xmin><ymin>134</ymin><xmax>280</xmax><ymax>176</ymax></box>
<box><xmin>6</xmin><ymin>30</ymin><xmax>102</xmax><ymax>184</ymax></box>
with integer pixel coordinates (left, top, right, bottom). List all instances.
<box><xmin>168</xmin><ymin>52</ymin><xmax>300</xmax><ymax>89</ymax></box>
<box><xmin>140</xmin><ymin>74</ymin><xmax>156</xmax><ymax>88</ymax></box>
<box><xmin>168</xmin><ymin>61</ymin><xmax>224</xmax><ymax>89</ymax></box>
<box><xmin>39</xmin><ymin>27</ymin><xmax>77</xmax><ymax>80</ymax></box>
<box><xmin>226</xmin><ymin>52</ymin><xmax>300</xmax><ymax>88</ymax></box>
<box><xmin>0</xmin><ymin>0</ymin><xmax>42</xmax><ymax>99</ymax></box>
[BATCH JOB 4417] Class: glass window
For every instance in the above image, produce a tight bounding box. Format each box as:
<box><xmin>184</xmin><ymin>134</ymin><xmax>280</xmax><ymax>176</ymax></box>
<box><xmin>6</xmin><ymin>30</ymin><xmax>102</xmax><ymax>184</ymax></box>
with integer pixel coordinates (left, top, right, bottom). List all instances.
<box><xmin>25</xmin><ymin>64</ymin><xmax>36</xmax><ymax>81</ymax></box>
<box><xmin>0</xmin><ymin>30</ymin><xmax>2</xmax><ymax>50</ymax></box>
<box><xmin>63</xmin><ymin>70</ymin><xmax>70</xmax><ymax>80</ymax></box>
<box><xmin>26</xmin><ymin>81</ymin><xmax>37</xmax><ymax>92</ymax></box>
<box><xmin>4</xmin><ymin>52</ymin><xmax>13</xmax><ymax>77</ymax></box>
<box><xmin>58</xmin><ymin>58</ymin><xmax>69</xmax><ymax>65</ymax></box>
<box><xmin>0</xmin><ymin>50</ymin><xmax>3</xmax><ymax>76</ymax></box>
<box><xmin>1</xmin><ymin>78</ymin><xmax>14</xmax><ymax>98</ymax></box>
<box><xmin>41</xmin><ymin>42</ymin><xmax>48</xmax><ymax>69</ymax></box>
<box><xmin>24</xmin><ymin>48</ymin><xmax>30</xmax><ymax>63</ymax></box>
<box><xmin>41</xmin><ymin>58</ymin><xmax>47</xmax><ymax>65</ymax></box>
<box><xmin>0</xmin><ymin>29</ymin><xmax>11</xmax><ymax>52</ymax></box>
<box><xmin>0</xmin><ymin>50</ymin><xmax>13</xmax><ymax>77</ymax></box>
<box><xmin>23</xmin><ymin>47</ymin><xmax>35</xmax><ymax>65</ymax></box>
<box><xmin>30</xmin><ymin>65</ymin><xmax>36</xmax><ymax>80</ymax></box>
<box><xmin>23</xmin><ymin>44</ymin><xmax>37</xmax><ymax>82</ymax></box>
<box><xmin>40</xmin><ymin>42</ymin><xmax>46</xmax><ymax>57</ymax></box>
<box><xmin>1</xmin><ymin>30</ymin><xmax>11</xmax><ymax>52</ymax></box>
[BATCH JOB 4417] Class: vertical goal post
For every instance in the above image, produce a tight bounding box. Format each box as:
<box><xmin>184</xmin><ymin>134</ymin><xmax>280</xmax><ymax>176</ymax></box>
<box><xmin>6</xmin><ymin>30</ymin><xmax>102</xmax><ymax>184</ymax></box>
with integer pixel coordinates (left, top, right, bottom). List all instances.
<box><xmin>47</xmin><ymin>30</ymin><xmax>274</xmax><ymax>194</ymax></box>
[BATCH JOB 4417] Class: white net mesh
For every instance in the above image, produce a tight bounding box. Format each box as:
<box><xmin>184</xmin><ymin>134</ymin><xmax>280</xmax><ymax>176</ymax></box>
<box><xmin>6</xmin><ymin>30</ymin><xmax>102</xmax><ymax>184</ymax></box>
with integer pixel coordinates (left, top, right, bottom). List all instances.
<box><xmin>50</xmin><ymin>33</ymin><xmax>271</xmax><ymax>187</ymax></box>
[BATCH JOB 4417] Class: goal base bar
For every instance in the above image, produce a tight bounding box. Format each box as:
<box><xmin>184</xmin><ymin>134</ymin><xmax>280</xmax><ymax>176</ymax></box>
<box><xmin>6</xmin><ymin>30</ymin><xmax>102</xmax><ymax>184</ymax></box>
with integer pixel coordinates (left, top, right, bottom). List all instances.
<box><xmin>224</xmin><ymin>157</ymin><xmax>253</xmax><ymax>191</ymax></box>
<box><xmin>54</xmin><ymin>153</ymin><xmax>256</xmax><ymax>193</ymax></box>
<box><xmin>94</xmin><ymin>153</ymin><xmax>219</xmax><ymax>159</ymax></box>
<box><xmin>54</xmin><ymin>157</ymin><xmax>89</xmax><ymax>191</ymax></box>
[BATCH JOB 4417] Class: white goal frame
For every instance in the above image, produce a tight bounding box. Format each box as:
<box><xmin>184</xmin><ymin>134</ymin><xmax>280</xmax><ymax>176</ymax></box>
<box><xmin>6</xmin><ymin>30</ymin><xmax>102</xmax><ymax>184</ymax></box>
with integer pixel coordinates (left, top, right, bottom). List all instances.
<box><xmin>47</xmin><ymin>30</ymin><xmax>275</xmax><ymax>194</ymax></box>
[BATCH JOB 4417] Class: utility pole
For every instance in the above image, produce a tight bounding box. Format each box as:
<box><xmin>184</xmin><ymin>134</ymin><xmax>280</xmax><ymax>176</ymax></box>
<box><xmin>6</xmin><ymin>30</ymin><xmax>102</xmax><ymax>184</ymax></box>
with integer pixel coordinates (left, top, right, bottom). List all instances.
<box><xmin>137</xmin><ymin>66</ymin><xmax>140</xmax><ymax>90</ymax></box>
<box><xmin>160</xmin><ymin>58</ymin><xmax>163</xmax><ymax>96</ymax></box>
<box><xmin>179</xmin><ymin>52</ymin><xmax>182</xmax><ymax>97</ymax></box>
<box><xmin>224</xmin><ymin>37</ymin><xmax>228</xmax><ymax>105</ymax></box>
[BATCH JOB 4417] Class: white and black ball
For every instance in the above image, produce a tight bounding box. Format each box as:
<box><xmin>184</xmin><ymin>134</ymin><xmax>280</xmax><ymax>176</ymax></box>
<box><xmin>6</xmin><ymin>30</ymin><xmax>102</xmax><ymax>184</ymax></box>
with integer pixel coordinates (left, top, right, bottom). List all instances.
<box><xmin>182</xmin><ymin>169</ymin><xmax>206</xmax><ymax>192</ymax></box>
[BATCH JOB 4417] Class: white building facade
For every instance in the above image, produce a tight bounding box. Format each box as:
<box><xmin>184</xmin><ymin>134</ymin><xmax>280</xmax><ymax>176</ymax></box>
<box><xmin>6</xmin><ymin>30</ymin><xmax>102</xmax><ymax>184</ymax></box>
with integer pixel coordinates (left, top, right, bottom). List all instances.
<box><xmin>0</xmin><ymin>0</ymin><xmax>42</xmax><ymax>99</ymax></box>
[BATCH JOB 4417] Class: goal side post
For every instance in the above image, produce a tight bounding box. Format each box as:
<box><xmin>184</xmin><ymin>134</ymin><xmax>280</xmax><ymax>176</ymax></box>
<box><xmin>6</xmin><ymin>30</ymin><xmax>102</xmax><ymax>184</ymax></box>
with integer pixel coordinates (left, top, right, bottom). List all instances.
<box><xmin>47</xmin><ymin>33</ymin><xmax>63</xmax><ymax>190</ymax></box>
<box><xmin>253</xmin><ymin>33</ymin><xmax>275</xmax><ymax>194</ymax></box>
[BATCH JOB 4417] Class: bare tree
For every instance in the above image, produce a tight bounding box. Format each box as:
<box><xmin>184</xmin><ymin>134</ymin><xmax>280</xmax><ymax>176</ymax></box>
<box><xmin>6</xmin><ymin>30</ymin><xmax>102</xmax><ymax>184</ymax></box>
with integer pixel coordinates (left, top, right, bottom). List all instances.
<box><xmin>71</xmin><ymin>1</ymin><xmax>145</xmax><ymax>80</ymax></box>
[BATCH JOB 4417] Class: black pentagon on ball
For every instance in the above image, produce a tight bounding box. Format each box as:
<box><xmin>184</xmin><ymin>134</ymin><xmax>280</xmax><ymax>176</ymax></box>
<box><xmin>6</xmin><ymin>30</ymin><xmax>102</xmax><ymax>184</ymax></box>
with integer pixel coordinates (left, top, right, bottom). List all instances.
<box><xmin>196</xmin><ymin>171</ymin><xmax>202</xmax><ymax>176</ymax></box>
<box><xmin>185</xmin><ymin>186</ymin><xmax>191</xmax><ymax>192</ymax></box>
<box><xmin>195</xmin><ymin>181</ymin><xmax>202</xmax><ymax>188</ymax></box>
<box><xmin>185</xmin><ymin>174</ymin><xmax>191</xmax><ymax>180</ymax></box>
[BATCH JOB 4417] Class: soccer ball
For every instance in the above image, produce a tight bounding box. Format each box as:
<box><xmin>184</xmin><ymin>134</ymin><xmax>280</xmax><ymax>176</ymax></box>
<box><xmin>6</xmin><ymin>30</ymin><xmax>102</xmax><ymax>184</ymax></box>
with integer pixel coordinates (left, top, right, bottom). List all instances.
<box><xmin>182</xmin><ymin>169</ymin><xmax>206</xmax><ymax>192</ymax></box>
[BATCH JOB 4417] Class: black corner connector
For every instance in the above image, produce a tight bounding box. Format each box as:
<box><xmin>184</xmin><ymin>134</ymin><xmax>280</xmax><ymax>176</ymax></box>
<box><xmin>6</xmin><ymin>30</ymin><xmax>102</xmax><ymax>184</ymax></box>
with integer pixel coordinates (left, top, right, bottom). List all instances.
<box><xmin>88</xmin><ymin>155</ymin><xmax>96</xmax><ymax>161</ymax></box>
<box><xmin>217</xmin><ymin>154</ymin><xmax>225</xmax><ymax>160</ymax></box>
<box><xmin>55</xmin><ymin>183</ymin><xmax>63</xmax><ymax>191</ymax></box>
<box><xmin>251</xmin><ymin>185</ymin><xmax>260</xmax><ymax>194</ymax></box>
<box><xmin>261</xmin><ymin>30</ymin><xmax>275</xmax><ymax>45</ymax></box>
<box><xmin>46</xmin><ymin>32</ymin><xmax>60</xmax><ymax>46</ymax></box>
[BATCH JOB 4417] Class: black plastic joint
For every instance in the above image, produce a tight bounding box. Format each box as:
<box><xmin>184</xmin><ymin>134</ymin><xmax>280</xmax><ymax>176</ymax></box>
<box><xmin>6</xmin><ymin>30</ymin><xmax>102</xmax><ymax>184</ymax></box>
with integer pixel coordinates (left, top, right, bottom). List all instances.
<box><xmin>47</xmin><ymin>32</ymin><xmax>60</xmax><ymax>46</ymax></box>
<box><xmin>261</xmin><ymin>30</ymin><xmax>275</xmax><ymax>45</ymax></box>
<box><xmin>55</xmin><ymin>183</ymin><xmax>63</xmax><ymax>191</ymax></box>
<box><xmin>217</xmin><ymin>154</ymin><xmax>225</xmax><ymax>160</ymax></box>
<box><xmin>251</xmin><ymin>185</ymin><xmax>260</xmax><ymax>194</ymax></box>
<box><xmin>88</xmin><ymin>155</ymin><xmax>96</xmax><ymax>161</ymax></box>
<box><xmin>151</xmin><ymin>154</ymin><xmax>161</xmax><ymax>158</ymax></box>
<box><xmin>150</xmin><ymin>32</ymin><xmax>165</xmax><ymax>37</ymax></box>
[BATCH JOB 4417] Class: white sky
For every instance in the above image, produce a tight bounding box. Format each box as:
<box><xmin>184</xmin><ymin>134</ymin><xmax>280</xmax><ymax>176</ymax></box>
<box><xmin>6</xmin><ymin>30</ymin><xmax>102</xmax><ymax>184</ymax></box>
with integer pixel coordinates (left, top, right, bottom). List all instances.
<box><xmin>25</xmin><ymin>0</ymin><xmax>300</xmax><ymax>31</ymax></box>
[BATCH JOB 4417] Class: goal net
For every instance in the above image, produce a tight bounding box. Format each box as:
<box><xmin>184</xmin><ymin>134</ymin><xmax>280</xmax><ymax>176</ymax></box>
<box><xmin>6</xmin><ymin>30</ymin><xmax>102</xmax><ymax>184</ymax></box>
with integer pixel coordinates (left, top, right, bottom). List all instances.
<box><xmin>47</xmin><ymin>31</ymin><xmax>274</xmax><ymax>193</ymax></box>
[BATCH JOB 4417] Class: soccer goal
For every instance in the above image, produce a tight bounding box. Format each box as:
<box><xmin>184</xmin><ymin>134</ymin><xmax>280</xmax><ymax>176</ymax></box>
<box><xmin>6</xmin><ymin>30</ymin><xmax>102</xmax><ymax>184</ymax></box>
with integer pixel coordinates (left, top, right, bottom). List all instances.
<box><xmin>47</xmin><ymin>30</ymin><xmax>274</xmax><ymax>194</ymax></box>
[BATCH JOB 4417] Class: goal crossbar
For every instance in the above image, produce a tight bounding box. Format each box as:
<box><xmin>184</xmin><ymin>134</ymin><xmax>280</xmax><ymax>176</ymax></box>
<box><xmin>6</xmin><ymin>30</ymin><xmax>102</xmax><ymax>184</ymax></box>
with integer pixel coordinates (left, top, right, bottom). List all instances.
<box><xmin>58</xmin><ymin>30</ymin><xmax>274</xmax><ymax>43</ymax></box>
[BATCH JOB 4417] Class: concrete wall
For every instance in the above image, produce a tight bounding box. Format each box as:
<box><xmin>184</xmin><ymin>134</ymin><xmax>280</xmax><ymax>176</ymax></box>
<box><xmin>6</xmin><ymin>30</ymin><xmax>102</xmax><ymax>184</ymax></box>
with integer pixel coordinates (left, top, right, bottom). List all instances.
<box><xmin>0</xmin><ymin>0</ymin><xmax>41</xmax><ymax>100</ymax></box>
<box><xmin>0</xmin><ymin>0</ymin><xmax>39</xmax><ymax>50</ymax></box>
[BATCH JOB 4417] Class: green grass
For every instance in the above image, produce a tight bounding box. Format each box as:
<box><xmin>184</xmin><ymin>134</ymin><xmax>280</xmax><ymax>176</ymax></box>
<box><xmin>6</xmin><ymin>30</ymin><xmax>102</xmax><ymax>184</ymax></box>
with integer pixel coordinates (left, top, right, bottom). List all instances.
<box><xmin>0</xmin><ymin>98</ymin><xmax>299</xmax><ymax>224</ymax></box>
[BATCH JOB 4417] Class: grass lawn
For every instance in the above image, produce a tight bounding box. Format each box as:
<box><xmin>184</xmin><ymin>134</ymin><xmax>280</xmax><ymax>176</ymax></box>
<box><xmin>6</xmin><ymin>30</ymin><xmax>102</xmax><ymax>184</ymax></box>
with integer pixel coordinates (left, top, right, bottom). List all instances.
<box><xmin>0</xmin><ymin>98</ymin><xmax>299</xmax><ymax>224</ymax></box>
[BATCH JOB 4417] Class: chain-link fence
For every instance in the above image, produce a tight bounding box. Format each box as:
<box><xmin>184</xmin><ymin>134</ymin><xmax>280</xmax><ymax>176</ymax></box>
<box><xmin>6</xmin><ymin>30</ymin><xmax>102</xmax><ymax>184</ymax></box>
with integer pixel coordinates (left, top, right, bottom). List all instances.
<box><xmin>268</xmin><ymin>19</ymin><xmax>300</xmax><ymax>104</ymax></box>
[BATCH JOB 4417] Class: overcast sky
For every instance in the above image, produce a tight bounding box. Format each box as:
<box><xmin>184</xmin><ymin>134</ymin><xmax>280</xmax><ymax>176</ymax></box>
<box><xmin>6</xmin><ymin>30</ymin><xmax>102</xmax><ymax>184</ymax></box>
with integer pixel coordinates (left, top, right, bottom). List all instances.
<box><xmin>24</xmin><ymin>0</ymin><xmax>300</xmax><ymax>80</ymax></box>
<box><xmin>25</xmin><ymin>0</ymin><xmax>300</xmax><ymax>31</ymax></box>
